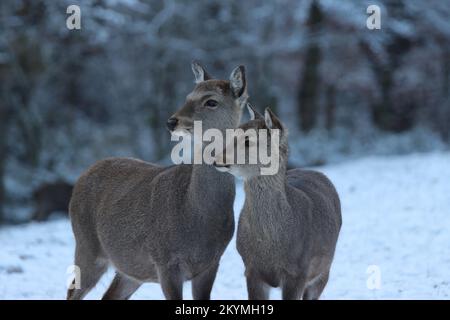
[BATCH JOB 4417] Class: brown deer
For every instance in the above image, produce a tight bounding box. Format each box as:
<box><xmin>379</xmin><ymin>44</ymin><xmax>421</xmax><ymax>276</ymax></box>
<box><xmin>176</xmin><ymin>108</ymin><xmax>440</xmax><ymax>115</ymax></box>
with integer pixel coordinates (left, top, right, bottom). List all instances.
<box><xmin>67</xmin><ymin>62</ymin><xmax>248</xmax><ymax>300</ymax></box>
<box><xmin>214</xmin><ymin>105</ymin><xmax>341</xmax><ymax>300</ymax></box>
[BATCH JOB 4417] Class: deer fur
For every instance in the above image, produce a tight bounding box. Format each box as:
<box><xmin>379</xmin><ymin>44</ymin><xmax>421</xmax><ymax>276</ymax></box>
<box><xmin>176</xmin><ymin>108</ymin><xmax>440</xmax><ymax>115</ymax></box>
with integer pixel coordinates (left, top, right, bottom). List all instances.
<box><xmin>214</xmin><ymin>105</ymin><xmax>341</xmax><ymax>300</ymax></box>
<box><xmin>67</xmin><ymin>62</ymin><xmax>248</xmax><ymax>300</ymax></box>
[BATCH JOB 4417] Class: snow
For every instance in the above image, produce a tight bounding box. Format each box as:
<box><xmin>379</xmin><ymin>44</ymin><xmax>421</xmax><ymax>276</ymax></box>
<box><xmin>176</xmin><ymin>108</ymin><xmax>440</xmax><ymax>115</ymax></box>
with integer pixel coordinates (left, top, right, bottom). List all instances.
<box><xmin>1</xmin><ymin>152</ymin><xmax>449</xmax><ymax>299</ymax></box>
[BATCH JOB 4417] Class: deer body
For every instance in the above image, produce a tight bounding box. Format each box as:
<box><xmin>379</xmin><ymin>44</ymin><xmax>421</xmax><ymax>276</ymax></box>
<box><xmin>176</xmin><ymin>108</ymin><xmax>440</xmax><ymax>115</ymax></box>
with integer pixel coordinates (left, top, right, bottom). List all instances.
<box><xmin>215</xmin><ymin>106</ymin><xmax>341</xmax><ymax>300</ymax></box>
<box><xmin>237</xmin><ymin>168</ymin><xmax>341</xmax><ymax>299</ymax></box>
<box><xmin>70</xmin><ymin>160</ymin><xmax>234</xmax><ymax>290</ymax></box>
<box><xmin>67</xmin><ymin>63</ymin><xmax>248</xmax><ymax>300</ymax></box>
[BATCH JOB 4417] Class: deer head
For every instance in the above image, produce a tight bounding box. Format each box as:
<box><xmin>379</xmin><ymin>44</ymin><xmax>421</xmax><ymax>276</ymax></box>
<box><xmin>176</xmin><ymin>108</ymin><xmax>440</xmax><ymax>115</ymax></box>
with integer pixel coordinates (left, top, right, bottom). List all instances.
<box><xmin>167</xmin><ymin>61</ymin><xmax>248</xmax><ymax>135</ymax></box>
<box><xmin>214</xmin><ymin>104</ymin><xmax>287</xmax><ymax>178</ymax></box>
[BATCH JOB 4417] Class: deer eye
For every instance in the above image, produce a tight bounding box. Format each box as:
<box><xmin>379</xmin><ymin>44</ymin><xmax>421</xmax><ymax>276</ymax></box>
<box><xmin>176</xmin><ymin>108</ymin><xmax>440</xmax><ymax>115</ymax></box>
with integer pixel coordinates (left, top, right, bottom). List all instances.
<box><xmin>204</xmin><ymin>99</ymin><xmax>218</xmax><ymax>108</ymax></box>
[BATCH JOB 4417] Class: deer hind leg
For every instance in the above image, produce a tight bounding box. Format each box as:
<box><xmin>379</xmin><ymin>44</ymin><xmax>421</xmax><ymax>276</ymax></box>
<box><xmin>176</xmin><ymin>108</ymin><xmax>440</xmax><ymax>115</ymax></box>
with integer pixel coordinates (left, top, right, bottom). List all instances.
<box><xmin>191</xmin><ymin>262</ymin><xmax>220</xmax><ymax>300</ymax></box>
<box><xmin>246</xmin><ymin>271</ymin><xmax>270</xmax><ymax>300</ymax></box>
<box><xmin>102</xmin><ymin>272</ymin><xmax>142</xmax><ymax>300</ymax></box>
<box><xmin>303</xmin><ymin>271</ymin><xmax>329</xmax><ymax>300</ymax></box>
<box><xmin>66</xmin><ymin>245</ymin><xmax>107</xmax><ymax>300</ymax></box>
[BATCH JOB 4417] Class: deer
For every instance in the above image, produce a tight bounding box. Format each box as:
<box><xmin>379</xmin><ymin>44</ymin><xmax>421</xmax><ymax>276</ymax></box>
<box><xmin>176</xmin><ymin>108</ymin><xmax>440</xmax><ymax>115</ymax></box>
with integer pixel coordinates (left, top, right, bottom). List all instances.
<box><xmin>213</xmin><ymin>105</ymin><xmax>342</xmax><ymax>300</ymax></box>
<box><xmin>66</xmin><ymin>62</ymin><xmax>249</xmax><ymax>300</ymax></box>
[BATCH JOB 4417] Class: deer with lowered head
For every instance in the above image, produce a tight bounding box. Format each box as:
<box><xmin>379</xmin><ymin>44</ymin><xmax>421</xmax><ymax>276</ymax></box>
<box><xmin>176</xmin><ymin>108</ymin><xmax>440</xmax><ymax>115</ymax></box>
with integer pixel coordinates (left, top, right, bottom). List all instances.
<box><xmin>67</xmin><ymin>62</ymin><xmax>249</xmax><ymax>300</ymax></box>
<box><xmin>214</xmin><ymin>105</ymin><xmax>342</xmax><ymax>300</ymax></box>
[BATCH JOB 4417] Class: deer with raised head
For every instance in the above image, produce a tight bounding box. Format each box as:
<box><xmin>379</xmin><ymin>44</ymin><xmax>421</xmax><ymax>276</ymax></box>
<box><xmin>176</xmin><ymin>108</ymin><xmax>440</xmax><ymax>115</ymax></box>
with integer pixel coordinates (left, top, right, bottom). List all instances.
<box><xmin>214</xmin><ymin>105</ymin><xmax>341</xmax><ymax>300</ymax></box>
<box><xmin>67</xmin><ymin>62</ymin><xmax>248</xmax><ymax>300</ymax></box>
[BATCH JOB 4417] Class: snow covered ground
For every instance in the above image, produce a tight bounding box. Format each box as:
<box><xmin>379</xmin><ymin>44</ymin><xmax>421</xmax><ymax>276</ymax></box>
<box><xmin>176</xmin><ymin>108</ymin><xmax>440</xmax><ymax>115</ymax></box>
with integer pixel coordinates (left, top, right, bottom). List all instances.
<box><xmin>1</xmin><ymin>152</ymin><xmax>449</xmax><ymax>299</ymax></box>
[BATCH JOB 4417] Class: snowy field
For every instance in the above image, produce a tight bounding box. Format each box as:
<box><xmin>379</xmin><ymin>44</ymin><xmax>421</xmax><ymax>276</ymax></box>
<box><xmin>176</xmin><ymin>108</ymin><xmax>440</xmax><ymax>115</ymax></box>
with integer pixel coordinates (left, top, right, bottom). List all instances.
<box><xmin>0</xmin><ymin>152</ymin><xmax>449</xmax><ymax>299</ymax></box>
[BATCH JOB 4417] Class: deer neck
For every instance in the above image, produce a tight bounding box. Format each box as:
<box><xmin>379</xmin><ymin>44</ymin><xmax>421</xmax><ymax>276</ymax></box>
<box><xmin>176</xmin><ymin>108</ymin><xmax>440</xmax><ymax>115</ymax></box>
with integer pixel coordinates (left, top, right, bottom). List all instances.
<box><xmin>188</xmin><ymin>131</ymin><xmax>236</xmax><ymax>207</ymax></box>
<box><xmin>189</xmin><ymin>164</ymin><xmax>235</xmax><ymax>209</ymax></box>
<box><xmin>243</xmin><ymin>160</ymin><xmax>289</xmax><ymax>213</ymax></box>
<box><xmin>192</xmin><ymin>162</ymin><xmax>234</xmax><ymax>183</ymax></box>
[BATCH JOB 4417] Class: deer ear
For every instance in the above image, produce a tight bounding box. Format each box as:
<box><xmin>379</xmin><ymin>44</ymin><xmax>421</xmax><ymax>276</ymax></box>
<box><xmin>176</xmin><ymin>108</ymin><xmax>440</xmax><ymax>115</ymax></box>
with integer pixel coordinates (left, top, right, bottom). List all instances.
<box><xmin>264</xmin><ymin>108</ymin><xmax>283</xmax><ymax>130</ymax></box>
<box><xmin>246</xmin><ymin>103</ymin><xmax>263</xmax><ymax>120</ymax></box>
<box><xmin>229</xmin><ymin>65</ymin><xmax>247</xmax><ymax>98</ymax></box>
<box><xmin>191</xmin><ymin>61</ymin><xmax>211</xmax><ymax>83</ymax></box>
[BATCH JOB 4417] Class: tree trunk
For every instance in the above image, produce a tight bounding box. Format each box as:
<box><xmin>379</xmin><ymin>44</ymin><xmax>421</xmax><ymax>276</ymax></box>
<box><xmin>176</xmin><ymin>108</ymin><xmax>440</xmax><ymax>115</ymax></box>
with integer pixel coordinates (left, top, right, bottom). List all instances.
<box><xmin>325</xmin><ymin>85</ymin><xmax>336</xmax><ymax>131</ymax></box>
<box><xmin>360</xmin><ymin>38</ymin><xmax>415</xmax><ymax>133</ymax></box>
<box><xmin>298</xmin><ymin>0</ymin><xmax>323</xmax><ymax>133</ymax></box>
<box><xmin>439</xmin><ymin>48</ymin><xmax>450</xmax><ymax>142</ymax></box>
<box><xmin>0</xmin><ymin>104</ymin><xmax>10</xmax><ymax>224</ymax></box>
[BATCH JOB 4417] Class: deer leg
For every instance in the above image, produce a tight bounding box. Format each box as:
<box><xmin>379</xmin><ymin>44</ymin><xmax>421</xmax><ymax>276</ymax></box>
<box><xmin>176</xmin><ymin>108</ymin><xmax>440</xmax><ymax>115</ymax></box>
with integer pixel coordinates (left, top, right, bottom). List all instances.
<box><xmin>281</xmin><ymin>274</ymin><xmax>307</xmax><ymax>300</ymax></box>
<box><xmin>246</xmin><ymin>271</ymin><xmax>269</xmax><ymax>300</ymax></box>
<box><xmin>158</xmin><ymin>265</ymin><xmax>183</xmax><ymax>300</ymax></box>
<box><xmin>102</xmin><ymin>272</ymin><xmax>142</xmax><ymax>300</ymax></box>
<box><xmin>191</xmin><ymin>262</ymin><xmax>220</xmax><ymax>300</ymax></box>
<box><xmin>303</xmin><ymin>271</ymin><xmax>329</xmax><ymax>300</ymax></box>
<box><xmin>67</xmin><ymin>246</ymin><xmax>107</xmax><ymax>300</ymax></box>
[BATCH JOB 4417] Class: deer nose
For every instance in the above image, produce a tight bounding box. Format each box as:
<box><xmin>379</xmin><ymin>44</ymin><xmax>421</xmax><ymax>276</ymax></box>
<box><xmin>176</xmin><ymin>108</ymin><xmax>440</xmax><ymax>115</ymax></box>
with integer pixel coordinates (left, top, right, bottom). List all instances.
<box><xmin>166</xmin><ymin>118</ymin><xmax>178</xmax><ymax>131</ymax></box>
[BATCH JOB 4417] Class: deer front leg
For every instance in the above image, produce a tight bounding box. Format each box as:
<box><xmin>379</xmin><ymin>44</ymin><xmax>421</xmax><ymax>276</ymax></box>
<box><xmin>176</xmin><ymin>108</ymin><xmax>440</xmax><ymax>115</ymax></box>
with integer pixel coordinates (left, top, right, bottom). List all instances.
<box><xmin>281</xmin><ymin>274</ymin><xmax>307</xmax><ymax>300</ymax></box>
<box><xmin>303</xmin><ymin>271</ymin><xmax>329</xmax><ymax>300</ymax></box>
<box><xmin>102</xmin><ymin>273</ymin><xmax>142</xmax><ymax>300</ymax></box>
<box><xmin>246</xmin><ymin>271</ymin><xmax>270</xmax><ymax>300</ymax></box>
<box><xmin>192</xmin><ymin>262</ymin><xmax>220</xmax><ymax>300</ymax></box>
<box><xmin>158</xmin><ymin>265</ymin><xmax>183</xmax><ymax>300</ymax></box>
